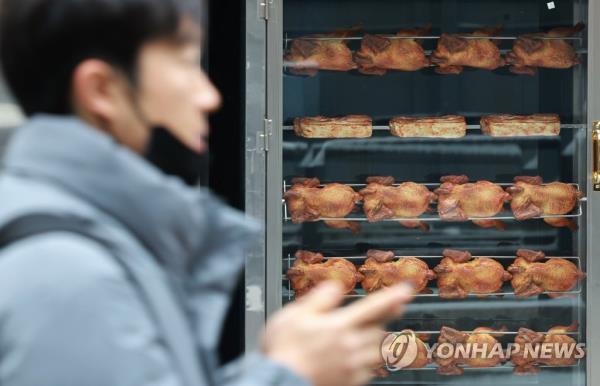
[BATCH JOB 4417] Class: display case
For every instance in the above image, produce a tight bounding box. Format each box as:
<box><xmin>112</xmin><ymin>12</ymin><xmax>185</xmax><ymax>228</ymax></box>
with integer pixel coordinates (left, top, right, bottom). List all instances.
<box><xmin>244</xmin><ymin>0</ymin><xmax>600</xmax><ymax>384</ymax></box>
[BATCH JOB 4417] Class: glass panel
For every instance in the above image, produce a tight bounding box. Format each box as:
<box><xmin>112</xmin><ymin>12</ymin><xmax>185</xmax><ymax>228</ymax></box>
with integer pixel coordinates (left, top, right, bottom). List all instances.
<box><xmin>280</xmin><ymin>1</ymin><xmax>588</xmax><ymax>385</ymax></box>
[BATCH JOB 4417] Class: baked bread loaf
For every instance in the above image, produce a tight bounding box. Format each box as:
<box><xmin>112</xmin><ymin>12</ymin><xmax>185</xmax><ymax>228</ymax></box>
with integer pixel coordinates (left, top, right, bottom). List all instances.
<box><xmin>293</xmin><ymin>115</ymin><xmax>373</xmax><ymax>138</ymax></box>
<box><xmin>389</xmin><ymin>115</ymin><xmax>466</xmax><ymax>138</ymax></box>
<box><xmin>481</xmin><ymin>114</ymin><xmax>560</xmax><ymax>136</ymax></box>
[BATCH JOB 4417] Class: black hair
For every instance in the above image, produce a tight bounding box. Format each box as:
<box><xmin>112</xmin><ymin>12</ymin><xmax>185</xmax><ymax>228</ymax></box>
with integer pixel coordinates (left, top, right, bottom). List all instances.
<box><xmin>0</xmin><ymin>0</ymin><xmax>201</xmax><ymax>116</ymax></box>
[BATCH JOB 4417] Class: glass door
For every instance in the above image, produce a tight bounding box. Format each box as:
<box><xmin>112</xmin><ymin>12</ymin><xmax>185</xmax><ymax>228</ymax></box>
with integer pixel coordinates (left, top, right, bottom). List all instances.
<box><xmin>266</xmin><ymin>1</ymin><xmax>591</xmax><ymax>384</ymax></box>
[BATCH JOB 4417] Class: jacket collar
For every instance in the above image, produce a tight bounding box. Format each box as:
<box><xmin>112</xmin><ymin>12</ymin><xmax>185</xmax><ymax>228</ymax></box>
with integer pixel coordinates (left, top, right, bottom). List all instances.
<box><xmin>2</xmin><ymin>114</ymin><xmax>259</xmax><ymax>273</ymax></box>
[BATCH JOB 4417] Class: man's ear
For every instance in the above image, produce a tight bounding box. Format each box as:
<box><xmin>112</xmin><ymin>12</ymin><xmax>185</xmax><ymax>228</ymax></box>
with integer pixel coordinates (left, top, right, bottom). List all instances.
<box><xmin>71</xmin><ymin>59</ymin><xmax>121</xmax><ymax>123</ymax></box>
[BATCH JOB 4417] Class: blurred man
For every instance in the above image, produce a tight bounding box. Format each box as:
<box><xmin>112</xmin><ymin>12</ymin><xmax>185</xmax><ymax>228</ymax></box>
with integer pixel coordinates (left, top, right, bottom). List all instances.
<box><xmin>0</xmin><ymin>1</ymin><xmax>412</xmax><ymax>386</ymax></box>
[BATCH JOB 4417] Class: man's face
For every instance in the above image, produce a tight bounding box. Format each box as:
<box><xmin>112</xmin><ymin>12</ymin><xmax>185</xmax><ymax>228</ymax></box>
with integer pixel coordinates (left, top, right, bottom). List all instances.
<box><xmin>130</xmin><ymin>20</ymin><xmax>221</xmax><ymax>154</ymax></box>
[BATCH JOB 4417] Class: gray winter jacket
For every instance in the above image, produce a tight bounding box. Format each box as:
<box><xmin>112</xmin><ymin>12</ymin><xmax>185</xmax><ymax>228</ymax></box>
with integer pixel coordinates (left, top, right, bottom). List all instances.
<box><xmin>0</xmin><ymin>115</ymin><xmax>310</xmax><ymax>386</ymax></box>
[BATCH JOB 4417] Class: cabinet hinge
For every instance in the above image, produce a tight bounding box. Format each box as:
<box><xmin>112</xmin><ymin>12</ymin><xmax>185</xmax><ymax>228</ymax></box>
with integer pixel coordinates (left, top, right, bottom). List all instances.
<box><xmin>259</xmin><ymin>0</ymin><xmax>273</xmax><ymax>20</ymax></box>
<box><xmin>259</xmin><ymin>118</ymin><xmax>273</xmax><ymax>152</ymax></box>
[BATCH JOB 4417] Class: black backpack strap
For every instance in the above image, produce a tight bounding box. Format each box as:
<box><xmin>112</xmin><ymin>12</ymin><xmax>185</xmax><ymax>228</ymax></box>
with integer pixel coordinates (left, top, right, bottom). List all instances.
<box><xmin>0</xmin><ymin>213</ymin><xmax>98</xmax><ymax>249</ymax></box>
<box><xmin>0</xmin><ymin>213</ymin><xmax>211</xmax><ymax>386</ymax></box>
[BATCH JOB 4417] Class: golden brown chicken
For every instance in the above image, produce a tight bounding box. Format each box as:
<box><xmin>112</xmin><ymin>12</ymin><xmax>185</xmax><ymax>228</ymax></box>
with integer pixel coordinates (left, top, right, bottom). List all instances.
<box><xmin>507</xmin><ymin>176</ymin><xmax>583</xmax><ymax>231</ymax></box>
<box><xmin>377</xmin><ymin>330</ymin><xmax>431</xmax><ymax>375</ymax></box>
<box><xmin>286</xmin><ymin>250</ymin><xmax>363</xmax><ymax>297</ymax></box>
<box><xmin>511</xmin><ymin>322</ymin><xmax>583</xmax><ymax>374</ymax></box>
<box><xmin>397</xmin><ymin>333</ymin><xmax>431</xmax><ymax>369</ymax></box>
<box><xmin>508</xmin><ymin>249</ymin><xmax>585</xmax><ymax>298</ymax></box>
<box><xmin>359</xmin><ymin>176</ymin><xmax>436</xmax><ymax>231</ymax></box>
<box><xmin>435</xmin><ymin>175</ymin><xmax>511</xmax><ymax>230</ymax></box>
<box><xmin>507</xmin><ymin>23</ymin><xmax>584</xmax><ymax>75</ymax></box>
<box><xmin>435</xmin><ymin>326</ymin><xmax>506</xmax><ymax>375</ymax></box>
<box><xmin>284</xmin><ymin>28</ymin><xmax>359</xmax><ymax>76</ymax></box>
<box><xmin>353</xmin><ymin>26</ymin><xmax>431</xmax><ymax>75</ymax></box>
<box><xmin>431</xmin><ymin>27</ymin><xmax>505</xmax><ymax>74</ymax></box>
<box><xmin>358</xmin><ymin>249</ymin><xmax>436</xmax><ymax>293</ymax></box>
<box><xmin>434</xmin><ymin>249</ymin><xmax>512</xmax><ymax>299</ymax></box>
<box><xmin>284</xmin><ymin>178</ymin><xmax>362</xmax><ymax>233</ymax></box>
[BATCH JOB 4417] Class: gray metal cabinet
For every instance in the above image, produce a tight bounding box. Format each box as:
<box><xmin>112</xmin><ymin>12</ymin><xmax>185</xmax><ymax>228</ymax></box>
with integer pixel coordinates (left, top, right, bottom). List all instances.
<box><xmin>245</xmin><ymin>1</ymin><xmax>600</xmax><ymax>384</ymax></box>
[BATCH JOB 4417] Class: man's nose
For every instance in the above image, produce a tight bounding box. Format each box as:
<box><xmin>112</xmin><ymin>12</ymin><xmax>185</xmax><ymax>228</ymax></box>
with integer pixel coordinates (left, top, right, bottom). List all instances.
<box><xmin>196</xmin><ymin>72</ymin><xmax>222</xmax><ymax>112</ymax></box>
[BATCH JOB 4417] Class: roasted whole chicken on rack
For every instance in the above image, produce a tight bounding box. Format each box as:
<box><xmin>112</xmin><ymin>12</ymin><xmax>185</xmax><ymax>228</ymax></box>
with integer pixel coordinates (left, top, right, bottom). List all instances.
<box><xmin>508</xmin><ymin>249</ymin><xmax>585</xmax><ymax>298</ymax></box>
<box><xmin>435</xmin><ymin>175</ymin><xmax>511</xmax><ymax>230</ymax></box>
<box><xmin>353</xmin><ymin>26</ymin><xmax>431</xmax><ymax>75</ymax></box>
<box><xmin>507</xmin><ymin>176</ymin><xmax>583</xmax><ymax>230</ymax></box>
<box><xmin>359</xmin><ymin>176</ymin><xmax>436</xmax><ymax>231</ymax></box>
<box><xmin>511</xmin><ymin>322</ymin><xmax>583</xmax><ymax>374</ymax></box>
<box><xmin>506</xmin><ymin>23</ymin><xmax>584</xmax><ymax>75</ymax></box>
<box><xmin>284</xmin><ymin>178</ymin><xmax>362</xmax><ymax>233</ymax></box>
<box><xmin>431</xmin><ymin>27</ymin><xmax>505</xmax><ymax>74</ymax></box>
<box><xmin>284</xmin><ymin>28</ymin><xmax>359</xmax><ymax>76</ymax></box>
<box><xmin>377</xmin><ymin>330</ymin><xmax>431</xmax><ymax>375</ymax></box>
<box><xmin>435</xmin><ymin>326</ymin><xmax>506</xmax><ymax>375</ymax></box>
<box><xmin>286</xmin><ymin>250</ymin><xmax>363</xmax><ymax>297</ymax></box>
<box><xmin>358</xmin><ymin>249</ymin><xmax>436</xmax><ymax>293</ymax></box>
<box><xmin>434</xmin><ymin>249</ymin><xmax>512</xmax><ymax>299</ymax></box>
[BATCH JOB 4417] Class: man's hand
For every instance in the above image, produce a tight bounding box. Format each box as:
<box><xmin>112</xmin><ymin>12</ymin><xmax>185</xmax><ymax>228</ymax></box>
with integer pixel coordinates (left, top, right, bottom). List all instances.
<box><xmin>261</xmin><ymin>282</ymin><xmax>412</xmax><ymax>386</ymax></box>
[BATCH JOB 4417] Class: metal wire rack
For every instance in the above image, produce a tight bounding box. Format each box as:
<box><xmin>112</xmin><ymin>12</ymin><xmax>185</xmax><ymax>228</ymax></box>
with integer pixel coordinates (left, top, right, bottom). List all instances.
<box><xmin>282</xmin><ymin>181</ymin><xmax>585</xmax><ymax>223</ymax></box>
<box><xmin>282</xmin><ymin>31</ymin><xmax>587</xmax><ymax>72</ymax></box>
<box><xmin>386</xmin><ymin>329</ymin><xmax>581</xmax><ymax>336</ymax></box>
<box><xmin>284</xmin><ymin>35</ymin><xmax>584</xmax><ymax>42</ymax></box>
<box><xmin>283</xmin><ymin>54</ymin><xmax>588</xmax><ymax>70</ymax></box>
<box><xmin>283</xmin><ymin>123</ymin><xmax>588</xmax><ymax>131</ymax></box>
<box><xmin>372</xmin><ymin>362</ymin><xmax>581</xmax><ymax>374</ymax></box>
<box><xmin>282</xmin><ymin>254</ymin><xmax>583</xmax><ymax>301</ymax></box>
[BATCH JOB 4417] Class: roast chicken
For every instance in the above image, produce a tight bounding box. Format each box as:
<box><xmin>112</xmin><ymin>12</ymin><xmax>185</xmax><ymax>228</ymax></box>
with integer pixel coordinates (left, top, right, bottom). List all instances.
<box><xmin>508</xmin><ymin>249</ymin><xmax>585</xmax><ymax>298</ymax></box>
<box><xmin>435</xmin><ymin>175</ymin><xmax>511</xmax><ymax>230</ymax></box>
<box><xmin>359</xmin><ymin>176</ymin><xmax>436</xmax><ymax>231</ymax></box>
<box><xmin>285</xmin><ymin>28</ymin><xmax>358</xmax><ymax>76</ymax></box>
<box><xmin>284</xmin><ymin>178</ymin><xmax>362</xmax><ymax>233</ymax></box>
<box><xmin>354</xmin><ymin>26</ymin><xmax>431</xmax><ymax>75</ymax></box>
<box><xmin>358</xmin><ymin>249</ymin><xmax>436</xmax><ymax>293</ymax></box>
<box><xmin>431</xmin><ymin>27</ymin><xmax>505</xmax><ymax>74</ymax></box>
<box><xmin>377</xmin><ymin>330</ymin><xmax>431</xmax><ymax>375</ymax></box>
<box><xmin>507</xmin><ymin>176</ymin><xmax>583</xmax><ymax>230</ymax></box>
<box><xmin>507</xmin><ymin>23</ymin><xmax>584</xmax><ymax>75</ymax></box>
<box><xmin>286</xmin><ymin>250</ymin><xmax>363</xmax><ymax>297</ymax></box>
<box><xmin>511</xmin><ymin>322</ymin><xmax>582</xmax><ymax>374</ymax></box>
<box><xmin>435</xmin><ymin>326</ymin><xmax>506</xmax><ymax>375</ymax></box>
<box><xmin>434</xmin><ymin>249</ymin><xmax>512</xmax><ymax>299</ymax></box>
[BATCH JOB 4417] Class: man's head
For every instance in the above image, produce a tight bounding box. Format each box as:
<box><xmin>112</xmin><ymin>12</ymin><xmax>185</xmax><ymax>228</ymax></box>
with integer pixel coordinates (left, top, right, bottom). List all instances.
<box><xmin>0</xmin><ymin>0</ymin><xmax>221</xmax><ymax>154</ymax></box>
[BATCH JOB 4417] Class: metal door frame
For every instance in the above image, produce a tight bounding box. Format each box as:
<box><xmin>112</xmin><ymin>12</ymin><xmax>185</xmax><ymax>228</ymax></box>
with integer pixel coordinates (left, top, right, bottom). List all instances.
<box><xmin>264</xmin><ymin>0</ymin><xmax>284</xmax><ymax>321</ymax></box>
<box><xmin>254</xmin><ymin>5</ymin><xmax>600</xmax><ymax>384</ymax></box>
<box><xmin>244</xmin><ymin>0</ymin><xmax>270</xmax><ymax>351</ymax></box>
<box><xmin>586</xmin><ymin>0</ymin><xmax>600</xmax><ymax>382</ymax></box>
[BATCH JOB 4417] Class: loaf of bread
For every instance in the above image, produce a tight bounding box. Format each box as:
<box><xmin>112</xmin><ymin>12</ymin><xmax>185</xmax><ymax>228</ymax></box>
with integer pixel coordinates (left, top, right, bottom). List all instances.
<box><xmin>480</xmin><ymin>114</ymin><xmax>561</xmax><ymax>136</ymax></box>
<box><xmin>389</xmin><ymin>115</ymin><xmax>466</xmax><ymax>138</ymax></box>
<box><xmin>293</xmin><ymin>115</ymin><xmax>373</xmax><ymax>138</ymax></box>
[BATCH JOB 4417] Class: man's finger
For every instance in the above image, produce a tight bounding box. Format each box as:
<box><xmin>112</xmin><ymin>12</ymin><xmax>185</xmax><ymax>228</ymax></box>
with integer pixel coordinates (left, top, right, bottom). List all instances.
<box><xmin>352</xmin><ymin>368</ymin><xmax>376</xmax><ymax>386</ymax></box>
<box><xmin>348</xmin><ymin>328</ymin><xmax>387</xmax><ymax>367</ymax></box>
<box><xmin>294</xmin><ymin>280</ymin><xmax>346</xmax><ymax>312</ymax></box>
<box><xmin>351</xmin><ymin>341</ymin><xmax>386</xmax><ymax>370</ymax></box>
<box><xmin>332</xmin><ymin>283</ymin><xmax>413</xmax><ymax>327</ymax></box>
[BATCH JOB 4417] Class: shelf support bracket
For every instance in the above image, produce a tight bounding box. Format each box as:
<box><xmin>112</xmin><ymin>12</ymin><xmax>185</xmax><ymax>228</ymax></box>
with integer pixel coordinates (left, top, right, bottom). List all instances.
<box><xmin>259</xmin><ymin>118</ymin><xmax>273</xmax><ymax>153</ymax></box>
